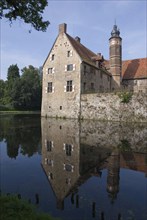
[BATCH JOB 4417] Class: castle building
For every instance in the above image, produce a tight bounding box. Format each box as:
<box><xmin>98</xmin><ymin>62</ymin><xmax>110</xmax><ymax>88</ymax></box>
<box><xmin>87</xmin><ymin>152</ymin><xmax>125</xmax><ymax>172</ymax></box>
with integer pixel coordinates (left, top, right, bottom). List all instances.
<box><xmin>41</xmin><ymin>23</ymin><xmax>147</xmax><ymax>118</ymax></box>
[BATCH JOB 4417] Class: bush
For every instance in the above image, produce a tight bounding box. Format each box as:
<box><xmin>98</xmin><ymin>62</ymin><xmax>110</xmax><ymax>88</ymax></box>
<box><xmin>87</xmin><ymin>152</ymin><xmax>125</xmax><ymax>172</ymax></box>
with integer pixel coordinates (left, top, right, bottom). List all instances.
<box><xmin>118</xmin><ymin>92</ymin><xmax>132</xmax><ymax>103</ymax></box>
<box><xmin>0</xmin><ymin>195</ymin><xmax>59</xmax><ymax>220</ymax></box>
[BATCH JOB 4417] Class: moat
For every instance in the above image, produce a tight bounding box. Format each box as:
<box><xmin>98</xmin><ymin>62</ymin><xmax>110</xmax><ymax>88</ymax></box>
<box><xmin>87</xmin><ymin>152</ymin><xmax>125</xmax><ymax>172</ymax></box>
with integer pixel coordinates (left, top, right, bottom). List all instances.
<box><xmin>0</xmin><ymin>114</ymin><xmax>147</xmax><ymax>220</ymax></box>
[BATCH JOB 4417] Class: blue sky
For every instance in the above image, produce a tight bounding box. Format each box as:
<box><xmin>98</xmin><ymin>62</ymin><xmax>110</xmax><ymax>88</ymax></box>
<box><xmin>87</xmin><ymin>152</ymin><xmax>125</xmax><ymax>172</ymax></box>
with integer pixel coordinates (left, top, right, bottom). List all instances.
<box><xmin>1</xmin><ymin>0</ymin><xmax>146</xmax><ymax>80</ymax></box>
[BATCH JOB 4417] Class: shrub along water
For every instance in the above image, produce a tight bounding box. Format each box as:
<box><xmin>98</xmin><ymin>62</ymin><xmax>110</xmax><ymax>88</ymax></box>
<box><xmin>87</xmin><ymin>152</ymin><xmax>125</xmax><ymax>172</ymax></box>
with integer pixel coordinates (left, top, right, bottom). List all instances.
<box><xmin>0</xmin><ymin>194</ymin><xmax>59</xmax><ymax>220</ymax></box>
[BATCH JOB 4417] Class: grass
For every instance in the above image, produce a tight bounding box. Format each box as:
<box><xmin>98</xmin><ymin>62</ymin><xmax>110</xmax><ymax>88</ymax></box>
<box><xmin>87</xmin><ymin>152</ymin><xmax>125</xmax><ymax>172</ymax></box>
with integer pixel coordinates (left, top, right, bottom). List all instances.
<box><xmin>0</xmin><ymin>194</ymin><xmax>59</xmax><ymax>220</ymax></box>
<box><xmin>0</xmin><ymin>110</ymin><xmax>41</xmax><ymax>115</ymax></box>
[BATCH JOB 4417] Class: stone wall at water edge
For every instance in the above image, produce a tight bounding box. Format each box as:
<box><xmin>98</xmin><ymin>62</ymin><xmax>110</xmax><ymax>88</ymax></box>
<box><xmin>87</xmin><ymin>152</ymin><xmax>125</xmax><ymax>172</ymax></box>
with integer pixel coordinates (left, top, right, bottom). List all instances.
<box><xmin>81</xmin><ymin>92</ymin><xmax>147</xmax><ymax>122</ymax></box>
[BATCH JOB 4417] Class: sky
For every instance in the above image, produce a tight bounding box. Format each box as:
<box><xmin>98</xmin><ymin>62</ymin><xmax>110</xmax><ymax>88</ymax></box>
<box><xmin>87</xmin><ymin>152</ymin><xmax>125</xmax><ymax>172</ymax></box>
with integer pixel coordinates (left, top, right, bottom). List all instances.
<box><xmin>0</xmin><ymin>0</ymin><xmax>146</xmax><ymax>81</ymax></box>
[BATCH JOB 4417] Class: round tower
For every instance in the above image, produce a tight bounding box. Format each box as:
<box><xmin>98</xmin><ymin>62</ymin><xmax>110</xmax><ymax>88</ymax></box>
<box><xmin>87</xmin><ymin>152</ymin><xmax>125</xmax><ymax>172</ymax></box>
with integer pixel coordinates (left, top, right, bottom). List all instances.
<box><xmin>109</xmin><ymin>24</ymin><xmax>122</xmax><ymax>89</ymax></box>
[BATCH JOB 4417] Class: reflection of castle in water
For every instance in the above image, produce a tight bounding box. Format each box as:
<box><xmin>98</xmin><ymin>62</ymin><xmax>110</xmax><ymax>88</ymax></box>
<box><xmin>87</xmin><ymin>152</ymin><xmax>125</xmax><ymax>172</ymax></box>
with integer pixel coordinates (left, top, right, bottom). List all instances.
<box><xmin>41</xmin><ymin>118</ymin><xmax>147</xmax><ymax>210</ymax></box>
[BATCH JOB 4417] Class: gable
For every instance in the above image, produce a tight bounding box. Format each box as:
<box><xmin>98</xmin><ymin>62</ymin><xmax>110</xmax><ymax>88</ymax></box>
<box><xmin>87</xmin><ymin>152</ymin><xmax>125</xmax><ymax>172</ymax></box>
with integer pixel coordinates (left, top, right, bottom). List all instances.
<box><xmin>66</xmin><ymin>34</ymin><xmax>97</xmax><ymax>67</ymax></box>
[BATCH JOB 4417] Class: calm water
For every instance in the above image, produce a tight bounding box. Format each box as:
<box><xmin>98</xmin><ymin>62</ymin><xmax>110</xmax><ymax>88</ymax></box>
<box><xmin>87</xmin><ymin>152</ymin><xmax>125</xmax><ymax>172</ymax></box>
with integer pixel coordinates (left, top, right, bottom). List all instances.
<box><xmin>0</xmin><ymin>114</ymin><xmax>147</xmax><ymax>220</ymax></box>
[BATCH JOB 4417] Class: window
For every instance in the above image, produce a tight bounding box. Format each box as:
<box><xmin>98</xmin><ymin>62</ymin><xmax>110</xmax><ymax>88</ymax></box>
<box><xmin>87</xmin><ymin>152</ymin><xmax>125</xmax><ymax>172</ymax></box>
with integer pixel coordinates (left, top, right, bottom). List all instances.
<box><xmin>65</xmin><ymin>144</ymin><xmax>72</xmax><ymax>156</ymax></box>
<box><xmin>91</xmin><ymin>83</ymin><xmax>94</xmax><ymax>90</ymax></box>
<box><xmin>67</xmin><ymin>64</ymin><xmax>73</xmax><ymax>71</ymax></box>
<box><xmin>47</xmin><ymin>159</ymin><xmax>53</xmax><ymax>166</ymax></box>
<box><xmin>67</xmin><ymin>51</ymin><xmax>70</xmax><ymax>57</ymax></box>
<box><xmin>48</xmin><ymin>68</ymin><xmax>53</xmax><ymax>74</ymax></box>
<box><xmin>83</xmin><ymin>82</ymin><xmax>86</xmax><ymax>91</ymax></box>
<box><xmin>66</xmin><ymin>80</ymin><xmax>72</xmax><ymax>92</ymax></box>
<box><xmin>47</xmin><ymin>82</ymin><xmax>52</xmax><ymax>93</ymax></box>
<box><xmin>48</xmin><ymin>172</ymin><xmax>53</xmax><ymax>180</ymax></box>
<box><xmin>51</xmin><ymin>54</ymin><xmax>54</xmax><ymax>60</ymax></box>
<box><xmin>67</xmin><ymin>50</ymin><xmax>72</xmax><ymax>57</ymax></box>
<box><xmin>65</xmin><ymin>64</ymin><xmax>75</xmax><ymax>71</ymax></box>
<box><xmin>60</xmin><ymin>106</ymin><xmax>62</xmax><ymax>110</ymax></box>
<box><xmin>84</xmin><ymin>65</ymin><xmax>86</xmax><ymax>75</ymax></box>
<box><xmin>64</xmin><ymin>164</ymin><xmax>74</xmax><ymax>172</ymax></box>
<box><xmin>47</xmin><ymin>140</ymin><xmax>52</xmax><ymax>151</ymax></box>
<box><xmin>47</xmin><ymin>67</ymin><xmax>55</xmax><ymax>74</ymax></box>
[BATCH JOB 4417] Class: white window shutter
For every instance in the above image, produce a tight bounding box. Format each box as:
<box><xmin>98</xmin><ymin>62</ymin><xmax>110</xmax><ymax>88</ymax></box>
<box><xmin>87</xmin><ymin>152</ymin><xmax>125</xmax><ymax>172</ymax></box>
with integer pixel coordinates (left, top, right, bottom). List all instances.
<box><xmin>48</xmin><ymin>172</ymin><xmax>51</xmax><ymax>179</ymax></box>
<box><xmin>51</xmin><ymin>141</ymin><xmax>54</xmax><ymax>148</ymax></box>
<box><xmin>52</xmin><ymin>86</ymin><xmax>55</xmax><ymax>93</ymax></box>
<box><xmin>63</xmin><ymin>143</ymin><xmax>65</xmax><ymax>150</ymax></box>
<box><xmin>64</xmin><ymin>85</ymin><xmax>66</xmax><ymax>92</ymax></box>
<box><xmin>63</xmin><ymin>163</ymin><xmax>65</xmax><ymax>170</ymax></box>
<box><xmin>45</xmin><ymin>87</ymin><xmax>47</xmax><ymax>93</ymax></box>
<box><xmin>73</xmin><ymin>64</ymin><xmax>76</xmax><ymax>71</ymax></box>
<box><xmin>70</xmin><ymin>50</ymin><xmax>73</xmax><ymax>57</ymax></box>
<box><xmin>72</xmin><ymin>85</ymin><xmax>75</xmax><ymax>92</ymax></box>
<box><xmin>45</xmin><ymin>158</ymin><xmax>47</xmax><ymax>165</ymax></box>
<box><xmin>65</xmin><ymin>65</ymin><xmax>67</xmax><ymax>71</ymax></box>
<box><xmin>52</xmin><ymin>67</ymin><xmax>55</xmax><ymax>73</ymax></box>
<box><xmin>72</xmin><ymin>145</ymin><xmax>74</xmax><ymax>151</ymax></box>
<box><xmin>50</xmin><ymin>56</ymin><xmax>52</xmax><ymax>61</ymax></box>
<box><xmin>46</xmin><ymin>68</ymin><xmax>48</xmax><ymax>74</ymax></box>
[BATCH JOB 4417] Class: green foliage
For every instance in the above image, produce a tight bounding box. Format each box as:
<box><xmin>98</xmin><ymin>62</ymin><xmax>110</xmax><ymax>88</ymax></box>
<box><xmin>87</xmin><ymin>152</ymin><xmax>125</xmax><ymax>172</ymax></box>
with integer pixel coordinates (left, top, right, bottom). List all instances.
<box><xmin>0</xmin><ymin>195</ymin><xmax>59</xmax><ymax>220</ymax></box>
<box><xmin>0</xmin><ymin>0</ymin><xmax>50</xmax><ymax>32</ymax></box>
<box><xmin>0</xmin><ymin>79</ymin><xmax>5</xmax><ymax>104</ymax></box>
<box><xmin>118</xmin><ymin>91</ymin><xmax>132</xmax><ymax>103</ymax></box>
<box><xmin>0</xmin><ymin>64</ymin><xmax>42</xmax><ymax>111</ymax></box>
<box><xmin>0</xmin><ymin>114</ymin><xmax>41</xmax><ymax>158</ymax></box>
<box><xmin>7</xmin><ymin>64</ymin><xmax>20</xmax><ymax>81</ymax></box>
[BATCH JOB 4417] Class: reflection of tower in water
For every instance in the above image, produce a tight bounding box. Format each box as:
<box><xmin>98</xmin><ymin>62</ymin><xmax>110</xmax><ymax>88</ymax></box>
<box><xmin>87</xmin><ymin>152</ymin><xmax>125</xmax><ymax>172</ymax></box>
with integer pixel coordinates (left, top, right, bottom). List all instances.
<box><xmin>107</xmin><ymin>149</ymin><xmax>120</xmax><ymax>200</ymax></box>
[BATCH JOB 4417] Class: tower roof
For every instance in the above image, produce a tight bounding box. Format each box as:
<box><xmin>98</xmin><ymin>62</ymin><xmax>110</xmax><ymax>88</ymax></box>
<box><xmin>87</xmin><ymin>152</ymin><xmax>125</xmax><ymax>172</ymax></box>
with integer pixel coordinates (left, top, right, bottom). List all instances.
<box><xmin>111</xmin><ymin>24</ymin><xmax>120</xmax><ymax>37</ymax></box>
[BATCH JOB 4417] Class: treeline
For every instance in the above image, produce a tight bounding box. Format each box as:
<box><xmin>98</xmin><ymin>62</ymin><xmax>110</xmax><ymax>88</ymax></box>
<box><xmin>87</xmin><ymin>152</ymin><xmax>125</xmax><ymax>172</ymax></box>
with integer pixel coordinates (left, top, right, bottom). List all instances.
<box><xmin>0</xmin><ymin>64</ymin><xmax>42</xmax><ymax>111</ymax></box>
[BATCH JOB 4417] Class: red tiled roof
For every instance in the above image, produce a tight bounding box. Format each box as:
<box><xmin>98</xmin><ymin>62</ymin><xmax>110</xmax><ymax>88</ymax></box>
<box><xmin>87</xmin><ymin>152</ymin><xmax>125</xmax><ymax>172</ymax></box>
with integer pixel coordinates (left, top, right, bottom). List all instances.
<box><xmin>122</xmin><ymin>58</ymin><xmax>147</xmax><ymax>79</ymax></box>
<box><xmin>103</xmin><ymin>58</ymin><xmax>147</xmax><ymax>79</ymax></box>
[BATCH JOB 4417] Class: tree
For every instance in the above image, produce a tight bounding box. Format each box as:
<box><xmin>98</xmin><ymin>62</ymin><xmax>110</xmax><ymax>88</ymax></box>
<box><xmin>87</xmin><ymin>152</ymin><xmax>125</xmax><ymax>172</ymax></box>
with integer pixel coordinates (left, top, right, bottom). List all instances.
<box><xmin>7</xmin><ymin>64</ymin><xmax>20</xmax><ymax>81</ymax></box>
<box><xmin>4</xmin><ymin>64</ymin><xmax>20</xmax><ymax>106</ymax></box>
<box><xmin>10</xmin><ymin>65</ymin><xmax>42</xmax><ymax>110</ymax></box>
<box><xmin>0</xmin><ymin>79</ymin><xmax>5</xmax><ymax>104</ymax></box>
<box><xmin>0</xmin><ymin>0</ymin><xmax>50</xmax><ymax>32</ymax></box>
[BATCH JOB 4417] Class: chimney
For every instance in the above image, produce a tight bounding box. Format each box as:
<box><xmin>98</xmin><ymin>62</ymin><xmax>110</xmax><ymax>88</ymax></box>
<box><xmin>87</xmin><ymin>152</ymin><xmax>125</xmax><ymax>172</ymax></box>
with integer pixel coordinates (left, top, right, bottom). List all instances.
<box><xmin>59</xmin><ymin>23</ymin><xmax>67</xmax><ymax>34</ymax></box>
<box><xmin>75</xmin><ymin>36</ymin><xmax>81</xmax><ymax>43</ymax></box>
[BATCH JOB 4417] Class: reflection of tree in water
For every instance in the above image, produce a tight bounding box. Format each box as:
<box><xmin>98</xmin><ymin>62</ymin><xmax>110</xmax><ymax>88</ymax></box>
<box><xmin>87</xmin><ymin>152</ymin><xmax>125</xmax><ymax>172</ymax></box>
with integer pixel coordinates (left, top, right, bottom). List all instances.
<box><xmin>20</xmin><ymin>126</ymin><xmax>41</xmax><ymax>157</ymax></box>
<box><xmin>0</xmin><ymin>114</ymin><xmax>41</xmax><ymax>158</ymax></box>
